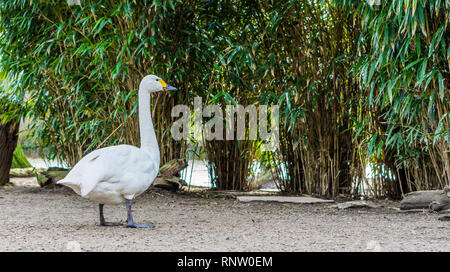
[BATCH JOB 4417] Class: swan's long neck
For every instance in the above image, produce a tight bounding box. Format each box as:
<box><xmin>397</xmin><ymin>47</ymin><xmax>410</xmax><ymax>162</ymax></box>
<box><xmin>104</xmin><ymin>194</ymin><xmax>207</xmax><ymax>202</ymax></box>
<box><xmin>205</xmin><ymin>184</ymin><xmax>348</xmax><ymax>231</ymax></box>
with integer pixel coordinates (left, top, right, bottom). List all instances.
<box><xmin>138</xmin><ymin>89</ymin><xmax>160</xmax><ymax>168</ymax></box>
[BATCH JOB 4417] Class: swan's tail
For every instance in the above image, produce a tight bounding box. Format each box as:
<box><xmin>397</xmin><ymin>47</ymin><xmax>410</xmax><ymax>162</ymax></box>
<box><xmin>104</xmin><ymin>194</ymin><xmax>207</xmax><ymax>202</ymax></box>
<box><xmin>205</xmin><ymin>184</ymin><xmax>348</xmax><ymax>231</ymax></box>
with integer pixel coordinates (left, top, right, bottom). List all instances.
<box><xmin>56</xmin><ymin>178</ymin><xmax>72</xmax><ymax>185</ymax></box>
<box><xmin>57</xmin><ymin>178</ymin><xmax>82</xmax><ymax>195</ymax></box>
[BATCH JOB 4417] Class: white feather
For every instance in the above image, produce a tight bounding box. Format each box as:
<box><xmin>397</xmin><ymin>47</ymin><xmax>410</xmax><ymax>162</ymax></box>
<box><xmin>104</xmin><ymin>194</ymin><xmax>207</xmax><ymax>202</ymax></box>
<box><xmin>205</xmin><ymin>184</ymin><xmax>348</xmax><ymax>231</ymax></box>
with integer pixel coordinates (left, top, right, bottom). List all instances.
<box><xmin>58</xmin><ymin>145</ymin><xmax>157</xmax><ymax>204</ymax></box>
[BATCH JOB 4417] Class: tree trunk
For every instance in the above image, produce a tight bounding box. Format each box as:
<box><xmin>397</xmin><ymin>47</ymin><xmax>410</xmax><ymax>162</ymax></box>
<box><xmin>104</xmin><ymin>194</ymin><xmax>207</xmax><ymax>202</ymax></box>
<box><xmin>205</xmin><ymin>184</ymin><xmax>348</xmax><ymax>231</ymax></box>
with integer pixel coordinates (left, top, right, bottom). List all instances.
<box><xmin>0</xmin><ymin>119</ymin><xmax>19</xmax><ymax>186</ymax></box>
<box><xmin>400</xmin><ymin>187</ymin><xmax>450</xmax><ymax>210</ymax></box>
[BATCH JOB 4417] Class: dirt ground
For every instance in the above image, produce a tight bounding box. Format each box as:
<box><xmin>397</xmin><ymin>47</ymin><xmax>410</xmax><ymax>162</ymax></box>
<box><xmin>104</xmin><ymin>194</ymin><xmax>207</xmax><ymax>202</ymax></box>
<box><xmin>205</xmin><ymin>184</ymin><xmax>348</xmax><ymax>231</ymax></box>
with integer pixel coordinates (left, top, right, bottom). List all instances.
<box><xmin>0</xmin><ymin>183</ymin><xmax>449</xmax><ymax>252</ymax></box>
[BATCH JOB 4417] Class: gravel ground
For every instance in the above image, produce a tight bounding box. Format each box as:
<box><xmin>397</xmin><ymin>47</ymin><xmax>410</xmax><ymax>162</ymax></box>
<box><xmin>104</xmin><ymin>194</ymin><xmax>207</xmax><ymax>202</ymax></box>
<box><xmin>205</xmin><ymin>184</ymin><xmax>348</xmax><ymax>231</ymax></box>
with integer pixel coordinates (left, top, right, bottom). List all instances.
<box><xmin>0</xmin><ymin>184</ymin><xmax>449</xmax><ymax>252</ymax></box>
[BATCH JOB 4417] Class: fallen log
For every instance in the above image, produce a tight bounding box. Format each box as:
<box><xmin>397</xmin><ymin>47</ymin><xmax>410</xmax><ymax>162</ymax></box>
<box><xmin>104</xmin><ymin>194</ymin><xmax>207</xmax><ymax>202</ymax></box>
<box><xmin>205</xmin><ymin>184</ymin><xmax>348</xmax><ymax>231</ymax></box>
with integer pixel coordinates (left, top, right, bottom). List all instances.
<box><xmin>10</xmin><ymin>166</ymin><xmax>69</xmax><ymax>186</ymax></box>
<box><xmin>9</xmin><ymin>167</ymin><xmax>36</xmax><ymax>177</ymax></box>
<box><xmin>36</xmin><ymin>167</ymin><xmax>70</xmax><ymax>187</ymax></box>
<box><xmin>153</xmin><ymin>177</ymin><xmax>187</xmax><ymax>192</ymax></box>
<box><xmin>400</xmin><ymin>187</ymin><xmax>450</xmax><ymax>211</ymax></box>
<box><xmin>153</xmin><ymin>159</ymin><xmax>188</xmax><ymax>192</ymax></box>
<box><xmin>158</xmin><ymin>158</ymin><xmax>187</xmax><ymax>177</ymax></box>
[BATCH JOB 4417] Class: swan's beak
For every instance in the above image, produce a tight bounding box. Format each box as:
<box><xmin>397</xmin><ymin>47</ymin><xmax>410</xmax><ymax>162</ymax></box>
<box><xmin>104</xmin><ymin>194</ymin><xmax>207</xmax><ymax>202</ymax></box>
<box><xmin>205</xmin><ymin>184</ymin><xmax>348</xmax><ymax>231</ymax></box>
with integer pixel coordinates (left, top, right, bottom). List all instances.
<box><xmin>164</xmin><ymin>85</ymin><xmax>177</xmax><ymax>91</ymax></box>
<box><xmin>158</xmin><ymin>79</ymin><xmax>177</xmax><ymax>91</ymax></box>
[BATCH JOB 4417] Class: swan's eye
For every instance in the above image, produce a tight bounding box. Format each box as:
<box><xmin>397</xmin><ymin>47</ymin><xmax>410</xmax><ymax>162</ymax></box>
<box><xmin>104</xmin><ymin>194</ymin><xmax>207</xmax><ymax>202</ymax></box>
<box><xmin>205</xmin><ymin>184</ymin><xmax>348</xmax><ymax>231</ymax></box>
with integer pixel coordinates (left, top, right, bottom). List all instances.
<box><xmin>157</xmin><ymin>79</ymin><xmax>167</xmax><ymax>88</ymax></box>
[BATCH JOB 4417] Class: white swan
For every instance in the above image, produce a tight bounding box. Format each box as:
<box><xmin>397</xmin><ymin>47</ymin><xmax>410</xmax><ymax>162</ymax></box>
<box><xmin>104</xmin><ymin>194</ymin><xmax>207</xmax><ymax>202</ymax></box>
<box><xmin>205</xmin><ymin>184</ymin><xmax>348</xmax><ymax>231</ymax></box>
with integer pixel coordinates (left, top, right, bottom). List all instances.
<box><xmin>57</xmin><ymin>75</ymin><xmax>176</xmax><ymax>228</ymax></box>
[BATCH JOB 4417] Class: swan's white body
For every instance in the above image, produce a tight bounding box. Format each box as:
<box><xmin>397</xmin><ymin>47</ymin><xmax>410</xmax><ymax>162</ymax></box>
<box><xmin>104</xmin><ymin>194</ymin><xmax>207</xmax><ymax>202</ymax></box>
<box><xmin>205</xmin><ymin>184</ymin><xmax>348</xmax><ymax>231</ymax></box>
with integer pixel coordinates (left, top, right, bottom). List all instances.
<box><xmin>57</xmin><ymin>75</ymin><xmax>171</xmax><ymax>212</ymax></box>
<box><xmin>60</xmin><ymin>145</ymin><xmax>157</xmax><ymax>204</ymax></box>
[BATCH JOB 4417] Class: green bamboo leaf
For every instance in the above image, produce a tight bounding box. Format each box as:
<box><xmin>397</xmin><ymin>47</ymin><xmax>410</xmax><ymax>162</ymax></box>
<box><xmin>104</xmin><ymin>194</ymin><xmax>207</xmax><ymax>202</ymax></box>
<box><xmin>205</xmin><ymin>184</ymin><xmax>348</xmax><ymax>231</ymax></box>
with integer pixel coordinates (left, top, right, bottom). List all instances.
<box><xmin>415</xmin><ymin>36</ymin><xmax>421</xmax><ymax>57</ymax></box>
<box><xmin>416</xmin><ymin>59</ymin><xmax>427</xmax><ymax>86</ymax></box>
<box><xmin>437</xmin><ymin>72</ymin><xmax>444</xmax><ymax>100</ymax></box>
<box><xmin>404</xmin><ymin>58</ymin><xmax>423</xmax><ymax>70</ymax></box>
<box><xmin>168</xmin><ymin>0</ymin><xmax>175</xmax><ymax>10</ymax></box>
<box><xmin>368</xmin><ymin>133</ymin><xmax>377</xmax><ymax>154</ymax></box>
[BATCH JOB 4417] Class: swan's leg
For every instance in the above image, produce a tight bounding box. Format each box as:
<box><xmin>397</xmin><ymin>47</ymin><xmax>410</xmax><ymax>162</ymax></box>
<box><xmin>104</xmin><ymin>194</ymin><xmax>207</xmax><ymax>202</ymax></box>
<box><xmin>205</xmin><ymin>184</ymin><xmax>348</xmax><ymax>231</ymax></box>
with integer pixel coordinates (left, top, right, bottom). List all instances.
<box><xmin>99</xmin><ymin>204</ymin><xmax>122</xmax><ymax>226</ymax></box>
<box><xmin>125</xmin><ymin>199</ymin><xmax>155</xmax><ymax>228</ymax></box>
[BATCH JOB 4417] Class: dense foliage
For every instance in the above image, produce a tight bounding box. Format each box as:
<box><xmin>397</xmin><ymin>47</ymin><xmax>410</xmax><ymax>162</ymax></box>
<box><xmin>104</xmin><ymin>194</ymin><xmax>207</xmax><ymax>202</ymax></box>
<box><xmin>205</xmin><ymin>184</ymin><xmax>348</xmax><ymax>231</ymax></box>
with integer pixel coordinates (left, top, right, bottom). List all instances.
<box><xmin>0</xmin><ymin>0</ymin><xmax>197</xmax><ymax>166</ymax></box>
<box><xmin>0</xmin><ymin>0</ymin><xmax>448</xmax><ymax>196</ymax></box>
<box><xmin>339</xmin><ymin>0</ymin><xmax>449</xmax><ymax>196</ymax></box>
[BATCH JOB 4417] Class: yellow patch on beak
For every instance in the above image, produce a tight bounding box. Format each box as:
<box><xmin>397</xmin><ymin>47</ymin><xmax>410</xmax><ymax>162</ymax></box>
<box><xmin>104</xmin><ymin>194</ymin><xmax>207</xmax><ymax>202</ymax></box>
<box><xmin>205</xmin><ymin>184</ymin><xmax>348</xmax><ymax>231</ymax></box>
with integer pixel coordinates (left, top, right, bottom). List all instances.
<box><xmin>158</xmin><ymin>79</ymin><xmax>167</xmax><ymax>88</ymax></box>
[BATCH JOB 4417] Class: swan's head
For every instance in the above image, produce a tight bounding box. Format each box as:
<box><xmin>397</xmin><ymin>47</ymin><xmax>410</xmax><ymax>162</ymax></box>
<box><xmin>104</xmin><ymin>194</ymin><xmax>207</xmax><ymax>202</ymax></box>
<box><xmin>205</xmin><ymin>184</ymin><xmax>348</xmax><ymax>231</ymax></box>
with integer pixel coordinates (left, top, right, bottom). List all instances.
<box><xmin>139</xmin><ymin>75</ymin><xmax>177</xmax><ymax>93</ymax></box>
